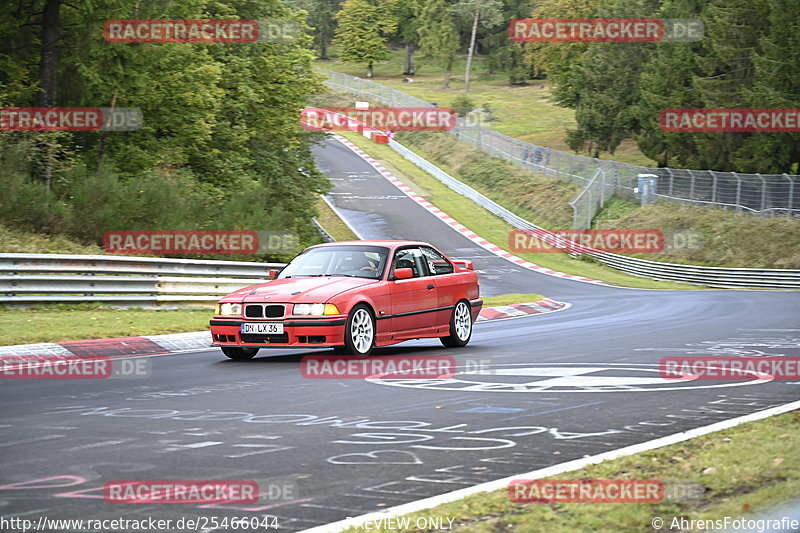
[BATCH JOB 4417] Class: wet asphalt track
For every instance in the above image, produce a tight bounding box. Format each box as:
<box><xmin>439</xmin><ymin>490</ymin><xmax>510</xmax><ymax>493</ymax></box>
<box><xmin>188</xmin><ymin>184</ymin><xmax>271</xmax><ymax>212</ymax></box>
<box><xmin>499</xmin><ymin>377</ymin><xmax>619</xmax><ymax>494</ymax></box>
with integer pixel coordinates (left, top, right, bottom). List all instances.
<box><xmin>0</xmin><ymin>136</ymin><xmax>798</xmax><ymax>532</ymax></box>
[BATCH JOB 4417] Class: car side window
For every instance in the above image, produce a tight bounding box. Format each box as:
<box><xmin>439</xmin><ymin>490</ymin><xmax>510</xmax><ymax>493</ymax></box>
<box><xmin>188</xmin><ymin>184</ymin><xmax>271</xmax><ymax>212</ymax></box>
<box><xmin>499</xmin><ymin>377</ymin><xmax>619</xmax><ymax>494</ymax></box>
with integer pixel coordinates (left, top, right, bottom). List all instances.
<box><xmin>393</xmin><ymin>248</ymin><xmax>427</xmax><ymax>278</ymax></box>
<box><xmin>420</xmin><ymin>246</ymin><xmax>454</xmax><ymax>275</ymax></box>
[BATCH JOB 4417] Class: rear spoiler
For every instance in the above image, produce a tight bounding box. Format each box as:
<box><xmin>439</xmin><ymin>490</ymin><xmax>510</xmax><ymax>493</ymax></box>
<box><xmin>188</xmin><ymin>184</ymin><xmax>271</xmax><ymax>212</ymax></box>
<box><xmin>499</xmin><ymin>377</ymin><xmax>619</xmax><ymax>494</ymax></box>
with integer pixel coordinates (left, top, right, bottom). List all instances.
<box><xmin>452</xmin><ymin>259</ymin><xmax>474</xmax><ymax>271</ymax></box>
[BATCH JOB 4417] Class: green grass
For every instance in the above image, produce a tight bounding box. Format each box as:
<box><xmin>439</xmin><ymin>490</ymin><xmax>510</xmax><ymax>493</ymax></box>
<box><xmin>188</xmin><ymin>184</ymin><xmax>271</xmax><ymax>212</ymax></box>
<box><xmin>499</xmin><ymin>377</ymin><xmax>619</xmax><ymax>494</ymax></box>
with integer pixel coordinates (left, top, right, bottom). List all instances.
<box><xmin>0</xmin><ymin>304</ymin><xmax>212</xmax><ymax>345</ymax></box>
<box><xmin>595</xmin><ymin>201</ymin><xmax>800</xmax><ymax>269</ymax></box>
<box><xmin>0</xmin><ymin>223</ymin><xmax>105</xmax><ymax>254</ymax></box>
<box><xmin>315</xmin><ymin>196</ymin><xmax>359</xmax><ymax>241</ymax></box>
<box><xmin>315</xmin><ymin>86</ymin><xmax>800</xmax><ymax>271</ymax></box>
<box><xmin>338</xmin><ymin>130</ymin><xmax>696</xmax><ymax>290</ymax></box>
<box><xmin>316</xmin><ymin>48</ymin><xmax>656</xmax><ymax>167</ymax></box>
<box><xmin>339</xmin><ymin>410</ymin><xmax>800</xmax><ymax>533</ymax></box>
<box><xmin>0</xmin><ymin>296</ymin><xmax>555</xmax><ymax>346</ymax></box>
<box><xmin>481</xmin><ymin>293</ymin><xmax>545</xmax><ymax>306</ymax></box>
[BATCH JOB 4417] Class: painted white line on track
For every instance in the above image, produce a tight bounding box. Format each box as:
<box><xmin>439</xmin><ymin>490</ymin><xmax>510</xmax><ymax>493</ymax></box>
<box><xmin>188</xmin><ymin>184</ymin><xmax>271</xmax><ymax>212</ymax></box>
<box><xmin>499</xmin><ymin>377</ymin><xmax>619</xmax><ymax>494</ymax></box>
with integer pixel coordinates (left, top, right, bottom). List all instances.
<box><xmin>300</xmin><ymin>399</ymin><xmax>800</xmax><ymax>533</ymax></box>
<box><xmin>320</xmin><ymin>194</ymin><xmax>365</xmax><ymax>240</ymax></box>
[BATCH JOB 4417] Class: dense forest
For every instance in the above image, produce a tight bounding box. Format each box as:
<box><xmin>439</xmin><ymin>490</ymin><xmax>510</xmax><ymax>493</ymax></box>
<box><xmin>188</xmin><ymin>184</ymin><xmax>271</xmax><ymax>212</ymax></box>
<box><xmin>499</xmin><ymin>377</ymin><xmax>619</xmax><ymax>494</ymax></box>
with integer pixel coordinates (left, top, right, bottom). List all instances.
<box><xmin>0</xmin><ymin>0</ymin><xmax>328</xmax><ymax>259</ymax></box>
<box><xmin>1</xmin><ymin>0</ymin><xmax>798</xmax><ymax>256</ymax></box>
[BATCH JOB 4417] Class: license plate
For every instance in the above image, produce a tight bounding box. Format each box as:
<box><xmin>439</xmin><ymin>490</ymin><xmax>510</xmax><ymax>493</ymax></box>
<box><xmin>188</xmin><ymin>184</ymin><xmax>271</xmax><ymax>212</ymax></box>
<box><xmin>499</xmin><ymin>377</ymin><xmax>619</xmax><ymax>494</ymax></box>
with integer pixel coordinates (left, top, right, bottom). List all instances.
<box><xmin>241</xmin><ymin>323</ymin><xmax>284</xmax><ymax>334</ymax></box>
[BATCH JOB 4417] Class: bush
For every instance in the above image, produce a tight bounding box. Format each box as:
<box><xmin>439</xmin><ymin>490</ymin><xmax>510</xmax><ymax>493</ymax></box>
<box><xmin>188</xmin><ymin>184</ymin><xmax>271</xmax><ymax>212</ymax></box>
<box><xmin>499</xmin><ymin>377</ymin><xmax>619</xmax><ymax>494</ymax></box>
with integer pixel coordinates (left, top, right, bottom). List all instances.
<box><xmin>450</xmin><ymin>94</ymin><xmax>476</xmax><ymax>117</ymax></box>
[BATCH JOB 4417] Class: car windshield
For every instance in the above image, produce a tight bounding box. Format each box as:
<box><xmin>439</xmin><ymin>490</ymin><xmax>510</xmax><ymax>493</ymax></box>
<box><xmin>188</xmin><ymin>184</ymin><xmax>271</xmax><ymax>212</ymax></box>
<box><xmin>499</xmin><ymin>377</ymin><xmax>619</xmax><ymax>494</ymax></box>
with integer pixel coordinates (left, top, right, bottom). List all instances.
<box><xmin>278</xmin><ymin>245</ymin><xmax>389</xmax><ymax>280</ymax></box>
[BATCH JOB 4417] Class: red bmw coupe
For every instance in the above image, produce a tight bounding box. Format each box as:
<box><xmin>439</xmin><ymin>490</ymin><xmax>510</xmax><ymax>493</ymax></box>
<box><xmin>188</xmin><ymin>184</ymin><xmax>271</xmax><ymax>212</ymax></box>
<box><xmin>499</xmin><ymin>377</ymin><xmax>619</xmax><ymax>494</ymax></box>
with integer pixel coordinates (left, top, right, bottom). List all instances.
<box><xmin>210</xmin><ymin>241</ymin><xmax>482</xmax><ymax>359</ymax></box>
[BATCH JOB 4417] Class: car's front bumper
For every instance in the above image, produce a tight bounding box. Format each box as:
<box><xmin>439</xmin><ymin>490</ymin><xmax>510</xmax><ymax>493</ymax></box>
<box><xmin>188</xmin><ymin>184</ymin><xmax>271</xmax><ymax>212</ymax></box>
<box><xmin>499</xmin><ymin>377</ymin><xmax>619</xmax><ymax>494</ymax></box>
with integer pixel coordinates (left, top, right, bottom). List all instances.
<box><xmin>209</xmin><ymin>318</ymin><xmax>347</xmax><ymax>348</ymax></box>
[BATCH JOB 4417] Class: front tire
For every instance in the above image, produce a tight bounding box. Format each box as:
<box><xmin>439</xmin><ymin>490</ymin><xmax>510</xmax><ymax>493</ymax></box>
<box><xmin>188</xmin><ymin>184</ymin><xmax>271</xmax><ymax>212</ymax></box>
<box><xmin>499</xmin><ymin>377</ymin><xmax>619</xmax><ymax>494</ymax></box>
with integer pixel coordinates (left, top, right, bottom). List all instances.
<box><xmin>440</xmin><ymin>300</ymin><xmax>472</xmax><ymax>348</ymax></box>
<box><xmin>221</xmin><ymin>347</ymin><xmax>259</xmax><ymax>360</ymax></box>
<box><xmin>344</xmin><ymin>304</ymin><xmax>375</xmax><ymax>356</ymax></box>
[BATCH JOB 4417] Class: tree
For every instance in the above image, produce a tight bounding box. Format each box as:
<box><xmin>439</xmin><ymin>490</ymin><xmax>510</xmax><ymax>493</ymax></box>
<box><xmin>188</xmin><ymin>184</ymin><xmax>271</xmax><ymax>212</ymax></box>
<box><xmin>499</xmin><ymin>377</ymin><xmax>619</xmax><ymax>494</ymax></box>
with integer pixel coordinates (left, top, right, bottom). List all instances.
<box><xmin>482</xmin><ymin>0</ymin><xmax>534</xmax><ymax>85</ymax></box>
<box><xmin>0</xmin><ymin>0</ymin><xmax>330</xmax><ymax>252</ymax></box>
<box><xmin>565</xmin><ymin>42</ymin><xmax>654</xmax><ymax>157</ymax></box>
<box><xmin>389</xmin><ymin>0</ymin><xmax>424</xmax><ymax>75</ymax></box>
<box><xmin>297</xmin><ymin>0</ymin><xmax>342</xmax><ymax>59</ymax></box>
<box><xmin>690</xmin><ymin>0</ymin><xmax>770</xmax><ymax>171</ymax></box>
<box><xmin>333</xmin><ymin>0</ymin><xmax>398</xmax><ymax>78</ymax></box>
<box><xmin>417</xmin><ymin>0</ymin><xmax>460</xmax><ymax>88</ymax></box>
<box><xmin>522</xmin><ymin>0</ymin><xmax>600</xmax><ymax>108</ymax></box>
<box><xmin>736</xmin><ymin>0</ymin><xmax>800</xmax><ymax>173</ymax></box>
<box><xmin>454</xmin><ymin>0</ymin><xmax>503</xmax><ymax>93</ymax></box>
<box><xmin>36</xmin><ymin>0</ymin><xmax>60</xmax><ymax>107</ymax></box>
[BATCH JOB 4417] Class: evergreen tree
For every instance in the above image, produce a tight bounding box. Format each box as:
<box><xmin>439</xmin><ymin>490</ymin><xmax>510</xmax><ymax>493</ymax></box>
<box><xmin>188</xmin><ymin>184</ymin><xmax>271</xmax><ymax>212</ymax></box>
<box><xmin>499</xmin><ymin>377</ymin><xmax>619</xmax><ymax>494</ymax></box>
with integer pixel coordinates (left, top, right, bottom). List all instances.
<box><xmin>389</xmin><ymin>0</ymin><xmax>424</xmax><ymax>75</ymax></box>
<box><xmin>417</xmin><ymin>0</ymin><xmax>460</xmax><ymax>88</ymax></box>
<box><xmin>297</xmin><ymin>0</ymin><xmax>342</xmax><ymax>59</ymax></box>
<box><xmin>736</xmin><ymin>0</ymin><xmax>800</xmax><ymax>173</ymax></box>
<box><xmin>333</xmin><ymin>0</ymin><xmax>398</xmax><ymax>77</ymax></box>
<box><xmin>482</xmin><ymin>0</ymin><xmax>534</xmax><ymax>85</ymax></box>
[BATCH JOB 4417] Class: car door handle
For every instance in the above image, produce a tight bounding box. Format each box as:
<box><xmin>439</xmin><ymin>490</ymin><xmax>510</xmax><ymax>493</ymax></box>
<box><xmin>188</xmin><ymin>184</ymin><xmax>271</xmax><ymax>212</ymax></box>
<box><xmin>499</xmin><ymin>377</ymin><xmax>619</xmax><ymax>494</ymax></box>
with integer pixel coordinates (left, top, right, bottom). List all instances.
<box><xmin>427</xmin><ymin>284</ymin><xmax>435</xmax><ymax>290</ymax></box>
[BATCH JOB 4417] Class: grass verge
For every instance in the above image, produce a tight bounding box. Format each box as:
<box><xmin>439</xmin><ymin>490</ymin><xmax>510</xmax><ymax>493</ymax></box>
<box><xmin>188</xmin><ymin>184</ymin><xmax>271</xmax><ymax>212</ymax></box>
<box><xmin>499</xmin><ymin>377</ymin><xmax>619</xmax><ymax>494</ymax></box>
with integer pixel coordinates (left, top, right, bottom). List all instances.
<box><xmin>0</xmin><ymin>295</ymin><xmax>553</xmax><ymax>345</ymax></box>
<box><xmin>337</xmin><ymin>131</ymin><xmax>695</xmax><ymax>290</ymax></box>
<box><xmin>316</xmin><ymin>50</ymin><xmax>655</xmax><ymax>167</ymax></box>
<box><xmin>0</xmin><ymin>223</ymin><xmax>105</xmax><ymax>254</ymax></box>
<box><xmin>0</xmin><ymin>304</ymin><xmax>212</xmax><ymax>345</ymax></box>
<box><xmin>339</xmin><ymin>409</ymin><xmax>800</xmax><ymax>533</ymax></box>
<box><xmin>481</xmin><ymin>293</ymin><xmax>544</xmax><ymax>307</ymax></box>
<box><xmin>317</xmin><ymin>92</ymin><xmax>800</xmax><ymax>271</ymax></box>
<box><xmin>315</xmin><ymin>196</ymin><xmax>359</xmax><ymax>241</ymax></box>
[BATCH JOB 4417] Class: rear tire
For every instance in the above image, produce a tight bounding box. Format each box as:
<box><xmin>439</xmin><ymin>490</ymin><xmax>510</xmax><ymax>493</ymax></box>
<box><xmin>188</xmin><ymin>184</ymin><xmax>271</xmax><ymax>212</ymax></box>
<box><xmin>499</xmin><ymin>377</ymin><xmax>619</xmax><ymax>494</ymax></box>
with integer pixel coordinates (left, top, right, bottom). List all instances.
<box><xmin>440</xmin><ymin>300</ymin><xmax>472</xmax><ymax>348</ymax></box>
<box><xmin>221</xmin><ymin>347</ymin><xmax>259</xmax><ymax>360</ymax></box>
<box><xmin>344</xmin><ymin>304</ymin><xmax>375</xmax><ymax>356</ymax></box>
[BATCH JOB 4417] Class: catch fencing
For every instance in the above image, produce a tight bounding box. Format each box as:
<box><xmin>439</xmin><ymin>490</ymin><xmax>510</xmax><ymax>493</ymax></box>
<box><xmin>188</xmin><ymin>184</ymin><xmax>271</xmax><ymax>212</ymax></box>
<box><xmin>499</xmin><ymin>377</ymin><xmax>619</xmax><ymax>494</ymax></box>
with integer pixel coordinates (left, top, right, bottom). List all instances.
<box><xmin>320</xmin><ymin>68</ymin><xmax>799</xmax><ymax>220</ymax></box>
<box><xmin>387</xmin><ymin>132</ymin><xmax>800</xmax><ymax>289</ymax></box>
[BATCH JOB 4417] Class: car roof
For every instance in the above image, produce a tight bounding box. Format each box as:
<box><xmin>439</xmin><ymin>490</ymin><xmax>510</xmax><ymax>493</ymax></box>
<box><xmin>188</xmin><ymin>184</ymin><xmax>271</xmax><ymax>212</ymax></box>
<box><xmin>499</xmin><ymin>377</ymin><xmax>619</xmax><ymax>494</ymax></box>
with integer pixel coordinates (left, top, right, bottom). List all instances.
<box><xmin>310</xmin><ymin>240</ymin><xmax>431</xmax><ymax>249</ymax></box>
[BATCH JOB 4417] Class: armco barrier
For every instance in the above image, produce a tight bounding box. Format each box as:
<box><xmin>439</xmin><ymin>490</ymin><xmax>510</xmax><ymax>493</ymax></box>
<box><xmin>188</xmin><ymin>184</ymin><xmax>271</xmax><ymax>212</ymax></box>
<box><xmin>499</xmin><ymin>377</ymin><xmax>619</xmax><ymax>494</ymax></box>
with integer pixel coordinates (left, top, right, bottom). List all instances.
<box><xmin>0</xmin><ymin>254</ymin><xmax>286</xmax><ymax>306</ymax></box>
<box><xmin>302</xmin><ymin>107</ymin><xmax>800</xmax><ymax>289</ymax></box>
<box><xmin>390</xmin><ymin>137</ymin><xmax>800</xmax><ymax>289</ymax></box>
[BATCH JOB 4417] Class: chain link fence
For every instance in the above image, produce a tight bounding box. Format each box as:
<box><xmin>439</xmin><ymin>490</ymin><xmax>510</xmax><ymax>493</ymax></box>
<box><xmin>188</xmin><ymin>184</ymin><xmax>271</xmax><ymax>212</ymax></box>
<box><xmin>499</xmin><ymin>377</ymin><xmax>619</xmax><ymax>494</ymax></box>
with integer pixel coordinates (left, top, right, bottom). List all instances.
<box><xmin>320</xmin><ymin>69</ymin><xmax>799</xmax><ymax>221</ymax></box>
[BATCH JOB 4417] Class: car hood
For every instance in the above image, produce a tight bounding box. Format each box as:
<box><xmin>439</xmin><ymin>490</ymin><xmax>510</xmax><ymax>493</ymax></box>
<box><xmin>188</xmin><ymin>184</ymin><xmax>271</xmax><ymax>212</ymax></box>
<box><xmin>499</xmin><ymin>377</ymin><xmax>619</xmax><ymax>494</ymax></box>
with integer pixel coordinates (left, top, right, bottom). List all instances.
<box><xmin>224</xmin><ymin>276</ymin><xmax>379</xmax><ymax>303</ymax></box>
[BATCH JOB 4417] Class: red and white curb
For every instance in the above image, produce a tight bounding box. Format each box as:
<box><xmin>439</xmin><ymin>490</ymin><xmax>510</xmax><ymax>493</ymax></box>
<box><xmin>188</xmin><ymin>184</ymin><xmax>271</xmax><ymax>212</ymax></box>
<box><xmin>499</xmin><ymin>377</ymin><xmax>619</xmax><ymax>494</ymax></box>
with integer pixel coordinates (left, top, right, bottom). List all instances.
<box><xmin>476</xmin><ymin>297</ymin><xmax>568</xmax><ymax>322</ymax></box>
<box><xmin>0</xmin><ymin>331</ymin><xmax>212</xmax><ymax>359</ymax></box>
<box><xmin>332</xmin><ymin>134</ymin><xmax>604</xmax><ymax>285</ymax></box>
<box><xmin>0</xmin><ymin>300</ymin><xmax>566</xmax><ymax>358</ymax></box>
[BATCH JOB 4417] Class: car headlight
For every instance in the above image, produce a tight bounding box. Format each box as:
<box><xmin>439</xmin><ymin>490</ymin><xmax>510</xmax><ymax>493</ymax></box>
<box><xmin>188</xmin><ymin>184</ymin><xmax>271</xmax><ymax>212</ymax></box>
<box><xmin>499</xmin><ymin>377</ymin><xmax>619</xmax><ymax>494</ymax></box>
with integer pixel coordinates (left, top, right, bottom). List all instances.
<box><xmin>293</xmin><ymin>303</ymin><xmax>340</xmax><ymax>316</ymax></box>
<box><xmin>218</xmin><ymin>302</ymin><xmax>242</xmax><ymax>316</ymax></box>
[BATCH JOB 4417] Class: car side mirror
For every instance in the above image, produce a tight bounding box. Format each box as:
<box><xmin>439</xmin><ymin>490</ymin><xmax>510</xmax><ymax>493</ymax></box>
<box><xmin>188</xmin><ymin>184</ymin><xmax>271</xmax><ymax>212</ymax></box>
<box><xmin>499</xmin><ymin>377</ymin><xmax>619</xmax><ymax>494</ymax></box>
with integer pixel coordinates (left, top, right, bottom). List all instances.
<box><xmin>268</xmin><ymin>269</ymin><xmax>280</xmax><ymax>280</ymax></box>
<box><xmin>394</xmin><ymin>268</ymin><xmax>413</xmax><ymax>280</ymax></box>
